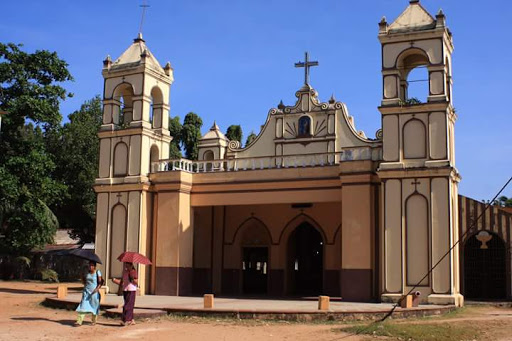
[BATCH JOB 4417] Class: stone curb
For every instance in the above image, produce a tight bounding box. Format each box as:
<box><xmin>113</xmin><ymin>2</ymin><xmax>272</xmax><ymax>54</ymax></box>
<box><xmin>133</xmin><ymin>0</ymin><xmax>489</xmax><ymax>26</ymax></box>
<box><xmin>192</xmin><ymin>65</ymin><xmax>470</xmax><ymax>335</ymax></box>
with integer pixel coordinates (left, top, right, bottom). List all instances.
<box><xmin>43</xmin><ymin>296</ymin><xmax>455</xmax><ymax>322</ymax></box>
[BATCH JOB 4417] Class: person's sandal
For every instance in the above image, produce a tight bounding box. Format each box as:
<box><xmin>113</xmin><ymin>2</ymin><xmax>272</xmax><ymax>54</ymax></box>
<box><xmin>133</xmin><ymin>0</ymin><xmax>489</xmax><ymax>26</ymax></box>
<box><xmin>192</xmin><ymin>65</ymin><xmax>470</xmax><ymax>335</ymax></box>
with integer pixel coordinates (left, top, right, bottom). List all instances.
<box><xmin>127</xmin><ymin>320</ymin><xmax>136</xmax><ymax>326</ymax></box>
<box><xmin>74</xmin><ymin>322</ymin><xmax>82</xmax><ymax>327</ymax></box>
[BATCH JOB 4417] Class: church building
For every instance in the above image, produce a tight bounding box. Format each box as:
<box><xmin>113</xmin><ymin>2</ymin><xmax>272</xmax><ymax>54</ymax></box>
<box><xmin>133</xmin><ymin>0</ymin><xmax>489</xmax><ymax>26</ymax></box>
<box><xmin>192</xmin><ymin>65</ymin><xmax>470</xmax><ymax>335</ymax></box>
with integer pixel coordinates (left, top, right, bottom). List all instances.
<box><xmin>94</xmin><ymin>1</ymin><xmax>465</xmax><ymax>305</ymax></box>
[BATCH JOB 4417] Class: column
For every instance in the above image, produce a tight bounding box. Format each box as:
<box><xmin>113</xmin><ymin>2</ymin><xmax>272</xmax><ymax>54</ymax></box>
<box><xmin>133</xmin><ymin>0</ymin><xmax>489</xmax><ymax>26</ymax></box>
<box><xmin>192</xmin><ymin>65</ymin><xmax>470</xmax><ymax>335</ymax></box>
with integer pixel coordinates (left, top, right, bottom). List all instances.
<box><xmin>154</xmin><ymin>188</ymin><xmax>193</xmax><ymax>295</ymax></box>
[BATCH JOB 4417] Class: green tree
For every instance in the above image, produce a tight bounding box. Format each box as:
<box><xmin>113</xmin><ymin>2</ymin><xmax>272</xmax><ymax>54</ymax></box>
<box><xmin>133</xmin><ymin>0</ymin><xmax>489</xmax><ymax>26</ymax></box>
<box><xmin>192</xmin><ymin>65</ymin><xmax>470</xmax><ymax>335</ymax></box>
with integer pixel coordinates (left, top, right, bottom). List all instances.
<box><xmin>181</xmin><ymin>112</ymin><xmax>203</xmax><ymax>160</ymax></box>
<box><xmin>47</xmin><ymin>96</ymin><xmax>102</xmax><ymax>243</ymax></box>
<box><xmin>169</xmin><ymin>116</ymin><xmax>182</xmax><ymax>159</ymax></box>
<box><xmin>495</xmin><ymin>196</ymin><xmax>512</xmax><ymax>208</ymax></box>
<box><xmin>226</xmin><ymin>125</ymin><xmax>243</xmax><ymax>143</ymax></box>
<box><xmin>0</xmin><ymin>43</ymin><xmax>72</xmax><ymax>254</ymax></box>
<box><xmin>245</xmin><ymin>130</ymin><xmax>257</xmax><ymax>147</ymax></box>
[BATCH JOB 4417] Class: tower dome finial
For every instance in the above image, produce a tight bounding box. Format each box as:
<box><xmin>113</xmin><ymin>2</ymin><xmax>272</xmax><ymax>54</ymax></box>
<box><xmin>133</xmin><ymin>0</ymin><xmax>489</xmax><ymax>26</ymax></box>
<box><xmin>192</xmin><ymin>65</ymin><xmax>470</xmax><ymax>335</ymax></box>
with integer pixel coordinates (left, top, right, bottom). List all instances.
<box><xmin>134</xmin><ymin>32</ymin><xmax>145</xmax><ymax>43</ymax></box>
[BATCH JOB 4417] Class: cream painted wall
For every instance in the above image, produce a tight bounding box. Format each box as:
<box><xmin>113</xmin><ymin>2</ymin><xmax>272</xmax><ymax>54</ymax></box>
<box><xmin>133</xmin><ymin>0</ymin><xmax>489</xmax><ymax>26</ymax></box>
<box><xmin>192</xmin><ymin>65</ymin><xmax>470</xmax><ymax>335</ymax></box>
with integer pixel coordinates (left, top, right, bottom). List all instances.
<box><xmin>382</xmin><ymin>39</ymin><xmax>443</xmax><ymax>69</ymax></box>
<box><xmin>341</xmin><ymin>184</ymin><xmax>374</xmax><ymax>270</ymax></box>
<box><xmin>384</xmin><ymin>179</ymin><xmax>402</xmax><ymax>293</ymax></box>
<box><xmin>94</xmin><ymin>193</ymin><xmax>109</xmax><ymax>284</ymax></box>
<box><xmin>429</xmin><ymin>112</ymin><xmax>447</xmax><ymax>159</ymax></box>
<box><xmin>153</xmin><ymin>191</ymin><xmax>193</xmax><ymax>269</ymax></box>
<box><xmin>383</xmin><ymin>115</ymin><xmax>399</xmax><ymax>161</ymax></box>
<box><xmin>405</xmin><ymin>194</ymin><xmax>429</xmax><ymax>286</ymax></box>
<box><xmin>110</xmin><ymin>204</ymin><xmax>127</xmax><ymax>278</ymax></box>
<box><xmin>431</xmin><ymin>177</ymin><xmax>450</xmax><ymax>293</ymax></box>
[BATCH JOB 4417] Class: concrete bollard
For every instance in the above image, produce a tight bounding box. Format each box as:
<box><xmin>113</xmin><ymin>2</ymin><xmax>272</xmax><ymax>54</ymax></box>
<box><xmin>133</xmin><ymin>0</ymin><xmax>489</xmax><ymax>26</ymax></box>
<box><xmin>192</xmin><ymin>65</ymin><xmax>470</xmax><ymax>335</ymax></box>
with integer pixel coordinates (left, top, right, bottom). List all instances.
<box><xmin>204</xmin><ymin>294</ymin><xmax>214</xmax><ymax>309</ymax></box>
<box><xmin>56</xmin><ymin>285</ymin><xmax>68</xmax><ymax>298</ymax></box>
<box><xmin>318</xmin><ymin>296</ymin><xmax>330</xmax><ymax>311</ymax></box>
<box><xmin>412</xmin><ymin>291</ymin><xmax>421</xmax><ymax>307</ymax></box>
<box><xmin>98</xmin><ymin>288</ymin><xmax>107</xmax><ymax>304</ymax></box>
<box><xmin>400</xmin><ymin>295</ymin><xmax>413</xmax><ymax>308</ymax></box>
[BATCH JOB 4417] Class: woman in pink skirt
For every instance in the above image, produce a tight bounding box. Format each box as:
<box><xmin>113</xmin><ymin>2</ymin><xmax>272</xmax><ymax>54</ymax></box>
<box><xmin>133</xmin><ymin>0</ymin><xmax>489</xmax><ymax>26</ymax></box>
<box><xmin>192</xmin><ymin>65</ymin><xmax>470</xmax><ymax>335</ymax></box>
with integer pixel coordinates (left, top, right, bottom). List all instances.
<box><xmin>113</xmin><ymin>262</ymin><xmax>138</xmax><ymax>326</ymax></box>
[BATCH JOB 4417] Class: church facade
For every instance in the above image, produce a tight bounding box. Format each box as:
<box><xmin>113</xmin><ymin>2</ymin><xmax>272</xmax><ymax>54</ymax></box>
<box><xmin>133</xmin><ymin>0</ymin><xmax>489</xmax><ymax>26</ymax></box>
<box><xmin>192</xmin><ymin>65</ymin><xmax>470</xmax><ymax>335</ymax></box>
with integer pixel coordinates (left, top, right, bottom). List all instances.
<box><xmin>94</xmin><ymin>1</ymin><xmax>464</xmax><ymax>305</ymax></box>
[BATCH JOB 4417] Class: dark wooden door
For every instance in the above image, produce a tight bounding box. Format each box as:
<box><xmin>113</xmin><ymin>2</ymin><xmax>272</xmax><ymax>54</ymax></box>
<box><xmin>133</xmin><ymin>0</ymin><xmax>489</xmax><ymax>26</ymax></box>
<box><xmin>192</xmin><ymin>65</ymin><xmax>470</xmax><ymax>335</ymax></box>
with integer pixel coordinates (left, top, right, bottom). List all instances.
<box><xmin>243</xmin><ymin>247</ymin><xmax>268</xmax><ymax>294</ymax></box>
<box><xmin>287</xmin><ymin>222</ymin><xmax>323</xmax><ymax>296</ymax></box>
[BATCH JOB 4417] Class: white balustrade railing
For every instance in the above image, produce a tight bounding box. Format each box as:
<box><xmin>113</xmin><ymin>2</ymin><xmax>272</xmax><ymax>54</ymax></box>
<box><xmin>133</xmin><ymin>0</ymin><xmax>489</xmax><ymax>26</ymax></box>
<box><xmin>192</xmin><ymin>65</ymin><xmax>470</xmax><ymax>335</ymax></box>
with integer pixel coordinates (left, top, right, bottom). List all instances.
<box><xmin>339</xmin><ymin>146</ymin><xmax>382</xmax><ymax>162</ymax></box>
<box><xmin>151</xmin><ymin>148</ymin><xmax>382</xmax><ymax>174</ymax></box>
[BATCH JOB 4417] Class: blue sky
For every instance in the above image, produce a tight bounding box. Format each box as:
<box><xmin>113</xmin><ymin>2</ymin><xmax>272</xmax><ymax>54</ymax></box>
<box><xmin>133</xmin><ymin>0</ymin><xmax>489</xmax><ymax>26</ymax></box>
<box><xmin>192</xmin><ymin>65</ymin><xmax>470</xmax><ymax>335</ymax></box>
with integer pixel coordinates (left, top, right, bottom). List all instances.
<box><xmin>2</xmin><ymin>0</ymin><xmax>511</xmax><ymax>201</ymax></box>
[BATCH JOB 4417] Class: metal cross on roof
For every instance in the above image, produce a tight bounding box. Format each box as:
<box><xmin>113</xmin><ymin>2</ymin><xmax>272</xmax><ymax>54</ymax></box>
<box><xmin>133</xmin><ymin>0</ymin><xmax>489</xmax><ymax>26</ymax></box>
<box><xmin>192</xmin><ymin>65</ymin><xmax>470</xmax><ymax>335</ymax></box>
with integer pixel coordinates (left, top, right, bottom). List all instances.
<box><xmin>139</xmin><ymin>0</ymin><xmax>150</xmax><ymax>35</ymax></box>
<box><xmin>295</xmin><ymin>52</ymin><xmax>319</xmax><ymax>86</ymax></box>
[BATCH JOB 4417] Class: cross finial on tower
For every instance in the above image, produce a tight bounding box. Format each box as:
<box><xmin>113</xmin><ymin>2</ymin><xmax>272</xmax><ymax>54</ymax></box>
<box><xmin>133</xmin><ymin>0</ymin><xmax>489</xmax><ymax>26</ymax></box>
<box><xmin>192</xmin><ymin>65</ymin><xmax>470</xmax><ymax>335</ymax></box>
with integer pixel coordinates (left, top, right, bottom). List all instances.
<box><xmin>294</xmin><ymin>52</ymin><xmax>319</xmax><ymax>86</ymax></box>
<box><xmin>139</xmin><ymin>0</ymin><xmax>150</xmax><ymax>35</ymax></box>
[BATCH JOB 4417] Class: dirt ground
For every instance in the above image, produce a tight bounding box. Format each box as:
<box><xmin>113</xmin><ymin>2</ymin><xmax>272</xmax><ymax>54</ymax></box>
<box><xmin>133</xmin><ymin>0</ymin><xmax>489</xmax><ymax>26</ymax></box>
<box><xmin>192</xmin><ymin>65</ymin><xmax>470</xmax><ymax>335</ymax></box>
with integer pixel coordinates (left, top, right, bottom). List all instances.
<box><xmin>2</xmin><ymin>281</ymin><xmax>512</xmax><ymax>341</ymax></box>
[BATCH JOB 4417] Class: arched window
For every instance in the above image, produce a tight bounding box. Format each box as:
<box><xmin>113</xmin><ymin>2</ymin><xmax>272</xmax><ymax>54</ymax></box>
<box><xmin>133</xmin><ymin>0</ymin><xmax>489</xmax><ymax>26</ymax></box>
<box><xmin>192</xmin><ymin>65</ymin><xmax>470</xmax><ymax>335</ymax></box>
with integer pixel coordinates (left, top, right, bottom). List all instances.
<box><xmin>298</xmin><ymin>116</ymin><xmax>311</xmax><ymax>137</ymax></box>
<box><xmin>403</xmin><ymin>119</ymin><xmax>426</xmax><ymax>159</ymax></box>
<box><xmin>149</xmin><ymin>101</ymin><xmax>153</xmax><ymax>125</ymax></box>
<box><xmin>150</xmin><ymin>87</ymin><xmax>164</xmax><ymax>129</ymax></box>
<box><xmin>406</xmin><ymin>67</ymin><xmax>429</xmax><ymax>103</ymax></box>
<box><xmin>112</xmin><ymin>83</ymin><xmax>134</xmax><ymax>127</ymax></box>
<box><xmin>397</xmin><ymin>49</ymin><xmax>430</xmax><ymax>104</ymax></box>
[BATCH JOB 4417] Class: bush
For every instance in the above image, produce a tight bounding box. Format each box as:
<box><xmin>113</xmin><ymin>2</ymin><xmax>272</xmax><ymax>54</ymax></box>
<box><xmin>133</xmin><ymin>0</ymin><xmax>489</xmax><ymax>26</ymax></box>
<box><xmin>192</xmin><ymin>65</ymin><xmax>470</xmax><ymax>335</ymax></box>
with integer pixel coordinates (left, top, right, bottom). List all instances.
<box><xmin>40</xmin><ymin>268</ymin><xmax>59</xmax><ymax>282</ymax></box>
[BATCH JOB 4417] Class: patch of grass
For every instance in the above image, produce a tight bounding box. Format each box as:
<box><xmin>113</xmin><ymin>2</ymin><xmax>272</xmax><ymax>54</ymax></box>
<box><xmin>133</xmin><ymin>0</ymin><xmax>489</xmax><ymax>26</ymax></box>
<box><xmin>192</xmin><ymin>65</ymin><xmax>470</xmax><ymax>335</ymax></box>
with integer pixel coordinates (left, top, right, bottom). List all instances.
<box><xmin>421</xmin><ymin>305</ymin><xmax>492</xmax><ymax>322</ymax></box>
<box><xmin>162</xmin><ymin>313</ymin><xmax>289</xmax><ymax>326</ymax></box>
<box><xmin>157</xmin><ymin>313</ymin><xmax>369</xmax><ymax>328</ymax></box>
<box><xmin>440</xmin><ymin>306</ymin><xmax>467</xmax><ymax>318</ymax></box>
<box><xmin>417</xmin><ymin>306</ymin><xmax>467</xmax><ymax>321</ymax></box>
<box><xmin>340</xmin><ymin>321</ymin><xmax>480</xmax><ymax>341</ymax></box>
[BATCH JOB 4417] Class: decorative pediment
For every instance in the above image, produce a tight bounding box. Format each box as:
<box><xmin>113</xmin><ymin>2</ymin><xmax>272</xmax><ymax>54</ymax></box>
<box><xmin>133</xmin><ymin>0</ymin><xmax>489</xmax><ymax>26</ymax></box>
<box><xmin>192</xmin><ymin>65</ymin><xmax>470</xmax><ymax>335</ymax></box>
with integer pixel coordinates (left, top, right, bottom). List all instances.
<box><xmin>220</xmin><ymin>52</ymin><xmax>380</xmax><ymax>160</ymax></box>
<box><xmin>269</xmin><ymin>84</ymin><xmax>343</xmax><ymax>117</ymax></box>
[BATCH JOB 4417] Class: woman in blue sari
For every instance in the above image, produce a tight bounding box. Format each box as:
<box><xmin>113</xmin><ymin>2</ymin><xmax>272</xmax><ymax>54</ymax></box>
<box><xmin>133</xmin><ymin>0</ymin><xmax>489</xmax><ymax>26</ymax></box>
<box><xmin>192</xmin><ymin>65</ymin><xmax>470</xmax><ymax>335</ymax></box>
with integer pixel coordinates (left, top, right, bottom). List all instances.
<box><xmin>75</xmin><ymin>261</ymin><xmax>102</xmax><ymax>326</ymax></box>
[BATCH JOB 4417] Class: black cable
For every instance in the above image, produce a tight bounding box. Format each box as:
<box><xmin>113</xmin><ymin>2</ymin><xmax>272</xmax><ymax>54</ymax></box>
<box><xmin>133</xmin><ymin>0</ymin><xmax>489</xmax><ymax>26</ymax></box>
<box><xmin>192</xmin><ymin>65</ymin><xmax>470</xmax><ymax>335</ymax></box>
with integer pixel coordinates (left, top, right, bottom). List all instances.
<box><xmin>334</xmin><ymin>175</ymin><xmax>512</xmax><ymax>340</ymax></box>
<box><xmin>407</xmin><ymin>79</ymin><xmax>429</xmax><ymax>83</ymax></box>
<box><xmin>380</xmin><ymin>175</ymin><xmax>512</xmax><ymax>322</ymax></box>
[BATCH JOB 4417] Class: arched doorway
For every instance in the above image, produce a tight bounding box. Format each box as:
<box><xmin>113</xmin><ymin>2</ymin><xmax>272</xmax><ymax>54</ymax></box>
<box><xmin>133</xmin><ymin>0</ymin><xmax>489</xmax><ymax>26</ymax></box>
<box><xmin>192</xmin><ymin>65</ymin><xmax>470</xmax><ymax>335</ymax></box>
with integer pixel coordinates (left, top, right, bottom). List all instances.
<box><xmin>236</xmin><ymin>218</ymin><xmax>271</xmax><ymax>295</ymax></box>
<box><xmin>464</xmin><ymin>231</ymin><xmax>507</xmax><ymax>300</ymax></box>
<box><xmin>287</xmin><ymin>222</ymin><xmax>323</xmax><ymax>296</ymax></box>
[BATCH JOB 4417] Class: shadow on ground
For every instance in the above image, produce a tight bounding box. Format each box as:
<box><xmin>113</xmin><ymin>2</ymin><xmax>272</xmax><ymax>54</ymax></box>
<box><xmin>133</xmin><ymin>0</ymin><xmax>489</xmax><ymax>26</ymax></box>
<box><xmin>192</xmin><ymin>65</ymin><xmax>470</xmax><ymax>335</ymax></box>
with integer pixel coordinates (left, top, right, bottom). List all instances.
<box><xmin>0</xmin><ymin>288</ymin><xmax>51</xmax><ymax>295</ymax></box>
<box><xmin>11</xmin><ymin>316</ymin><xmax>120</xmax><ymax>328</ymax></box>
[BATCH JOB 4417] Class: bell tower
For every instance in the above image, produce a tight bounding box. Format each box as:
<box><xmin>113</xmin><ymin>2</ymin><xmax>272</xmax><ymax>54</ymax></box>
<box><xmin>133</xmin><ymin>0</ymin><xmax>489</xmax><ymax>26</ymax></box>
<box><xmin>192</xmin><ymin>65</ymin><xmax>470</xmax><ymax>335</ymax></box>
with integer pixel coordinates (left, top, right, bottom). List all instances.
<box><xmin>378</xmin><ymin>1</ymin><xmax>462</xmax><ymax>306</ymax></box>
<box><xmin>94</xmin><ymin>34</ymin><xmax>173</xmax><ymax>294</ymax></box>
